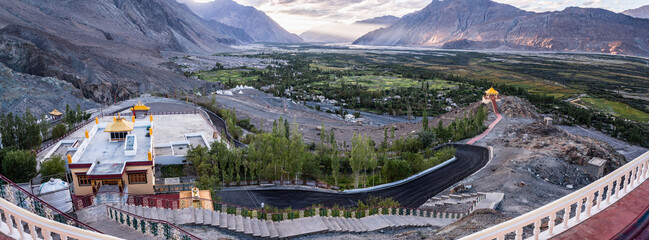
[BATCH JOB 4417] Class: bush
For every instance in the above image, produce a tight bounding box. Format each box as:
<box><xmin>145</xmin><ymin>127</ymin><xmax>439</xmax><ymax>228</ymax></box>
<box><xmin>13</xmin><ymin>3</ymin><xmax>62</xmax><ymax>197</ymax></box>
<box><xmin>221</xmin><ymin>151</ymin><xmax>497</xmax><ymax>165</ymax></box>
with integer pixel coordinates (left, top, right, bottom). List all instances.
<box><xmin>52</xmin><ymin>124</ymin><xmax>66</xmax><ymax>139</ymax></box>
<box><xmin>2</xmin><ymin>150</ymin><xmax>37</xmax><ymax>183</ymax></box>
<box><xmin>40</xmin><ymin>155</ymin><xmax>66</xmax><ymax>181</ymax></box>
<box><xmin>381</xmin><ymin>159</ymin><xmax>410</xmax><ymax>182</ymax></box>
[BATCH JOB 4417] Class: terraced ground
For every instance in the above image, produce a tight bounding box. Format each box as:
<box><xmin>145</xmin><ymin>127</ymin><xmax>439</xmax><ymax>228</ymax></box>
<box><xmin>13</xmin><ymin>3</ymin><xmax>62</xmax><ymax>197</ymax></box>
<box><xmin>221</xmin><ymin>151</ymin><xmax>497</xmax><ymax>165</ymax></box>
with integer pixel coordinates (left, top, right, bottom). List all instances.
<box><xmin>192</xmin><ymin>69</ymin><xmax>258</xmax><ymax>85</ymax></box>
<box><xmin>312</xmin><ymin>76</ymin><xmax>458</xmax><ymax>91</ymax></box>
<box><xmin>580</xmin><ymin>98</ymin><xmax>649</xmax><ymax>123</ymax></box>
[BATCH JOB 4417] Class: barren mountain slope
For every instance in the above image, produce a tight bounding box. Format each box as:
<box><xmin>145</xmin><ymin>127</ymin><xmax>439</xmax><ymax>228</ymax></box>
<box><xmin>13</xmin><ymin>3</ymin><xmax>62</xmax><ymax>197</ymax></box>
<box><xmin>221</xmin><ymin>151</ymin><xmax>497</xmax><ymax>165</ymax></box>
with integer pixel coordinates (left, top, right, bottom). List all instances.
<box><xmin>179</xmin><ymin>0</ymin><xmax>302</xmax><ymax>43</ymax></box>
<box><xmin>354</xmin><ymin>0</ymin><xmax>649</xmax><ymax>57</ymax></box>
<box><xmin>0</xmin><ymin>0</ymin><xmax>240</xmax><ymax>114</ymax></box>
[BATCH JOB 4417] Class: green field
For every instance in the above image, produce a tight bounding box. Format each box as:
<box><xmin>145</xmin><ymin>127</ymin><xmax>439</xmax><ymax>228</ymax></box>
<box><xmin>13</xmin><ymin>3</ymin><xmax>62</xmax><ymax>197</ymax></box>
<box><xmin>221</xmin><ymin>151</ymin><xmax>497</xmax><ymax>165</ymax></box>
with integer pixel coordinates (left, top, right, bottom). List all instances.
<box><xmin>580</xmin><ymin>98</ymin><xmax>649</xmax><ymax>123</ymax></box>
<box><xmin>192</xmin><ymin>69</ymin><xmax>257</xmax><ymax>85</ymax></box>
<box><xmin>312</xmin><ymin>76</ymin><xmax>458</xmax><ymax>91</ymax></box>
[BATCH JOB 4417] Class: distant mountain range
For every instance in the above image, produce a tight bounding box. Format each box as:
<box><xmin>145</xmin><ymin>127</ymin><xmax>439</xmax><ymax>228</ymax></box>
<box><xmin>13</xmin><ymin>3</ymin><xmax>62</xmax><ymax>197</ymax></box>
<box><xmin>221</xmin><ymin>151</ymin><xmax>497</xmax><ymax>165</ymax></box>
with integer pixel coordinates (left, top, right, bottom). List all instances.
<box><xmin>300</xmin><ymin>16</ymin><xmax>399</xmax><ymax>43</ymax></box>
<box><xmin>354</xmin><ymin>0</ymin><xmax>649</xmax><ymax>57</ymax></box>
<box><xmin>178</xmin><ymin>0</ymin><xmax>302</xmax><ymax>43</ymax></box>
<box><xmin>623</xmin><ymin>5</ymin><xmax>649</xmax><ymax>19</ymax></box>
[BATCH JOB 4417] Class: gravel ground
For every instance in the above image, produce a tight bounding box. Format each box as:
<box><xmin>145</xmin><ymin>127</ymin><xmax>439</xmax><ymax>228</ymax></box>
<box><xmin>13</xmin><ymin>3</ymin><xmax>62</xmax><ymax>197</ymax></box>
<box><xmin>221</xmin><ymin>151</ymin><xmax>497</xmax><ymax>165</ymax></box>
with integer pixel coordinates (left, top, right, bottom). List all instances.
<box><xmin>559</xmin><ymin>125</ymin><xmax>648</xmax><ymax>161</ymax></box>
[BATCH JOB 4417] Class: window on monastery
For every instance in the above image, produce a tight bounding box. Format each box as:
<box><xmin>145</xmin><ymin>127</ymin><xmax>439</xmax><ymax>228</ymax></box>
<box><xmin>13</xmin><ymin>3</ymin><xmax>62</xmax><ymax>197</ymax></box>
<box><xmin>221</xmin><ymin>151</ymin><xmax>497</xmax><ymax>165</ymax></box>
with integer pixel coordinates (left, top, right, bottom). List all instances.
<box><xmin>110</xmin><ymin>132</ymin><xmax>127</xmax><ymax>140</ymax></box>
<box><xmin>128</xmin><ymin>173</ymin><xmax>147</xmax><ymax>184</ymax></box>
<box><xmin>77</xmin><ymin>174</ymin><xmax>90</xmax><ymax>186</ymax></box>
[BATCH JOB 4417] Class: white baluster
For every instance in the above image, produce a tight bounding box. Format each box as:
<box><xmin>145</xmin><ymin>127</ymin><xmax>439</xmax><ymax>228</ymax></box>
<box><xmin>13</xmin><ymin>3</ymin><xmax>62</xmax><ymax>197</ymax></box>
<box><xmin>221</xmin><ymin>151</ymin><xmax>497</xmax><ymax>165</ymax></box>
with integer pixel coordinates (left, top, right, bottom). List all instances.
<box><xmin>596</xmin><ymin>189</ymin><xmax>603</xmax><ymax>210</ymax></box>
<box><xmin>16</xmin><ymin>218</ymin><xmax>25</xmax><ymax>239</ymax></box>
<box><xmin>576</xmin><ymin>200</ymin><xmax>583</xmax><ymax>222</ymax></box>
<box><xmin>7</xmin><ymin>214</ymin><xmax>14</xmax><ymax>235</ymax></box>
<box><xmin>615</xmin><ymin>179</ymin><xmax>621</xmax><ymax>198</ymax></box>
<box><xmin>42</xmin><ymin>229</ymin><xmax>52</xmax><ymax>240</ymax></box>
<box><xmin>533</xmin><ymin>219</ymin><xmax>541</xmax><ymax>240</ymax></box>
<box><xmin>515</xmin><ymin>228</ymin><xmax>523</xmax><ymax>240</ymax></box>
<box><xmin>563</xmin><ymin>207</ymin><xmax>570</xmax><ymax>228</ymax></box>
<box><xmin>29</xmin><ymin>222</ymin><xmax>37</xmax><ymax>240</ymax></box>
<box><xmin>548</xmin><ymin>213</ymin><xmax>556</xmax><ymax>236</ymax></box>
<box><xmin>624</xmin><ymin>172</ymin><xmax>631</xmax><ymax>193</ymax></box>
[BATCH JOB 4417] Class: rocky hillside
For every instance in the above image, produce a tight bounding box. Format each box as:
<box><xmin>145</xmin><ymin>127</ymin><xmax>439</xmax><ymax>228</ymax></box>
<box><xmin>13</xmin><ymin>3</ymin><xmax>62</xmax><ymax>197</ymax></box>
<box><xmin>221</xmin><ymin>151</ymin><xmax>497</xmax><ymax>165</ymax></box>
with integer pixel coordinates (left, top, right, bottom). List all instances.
<box><xmin>179</xmin><ymin>0</ymin><xmax>302</xmax><ymax>43</ymax></box>
<box><xmin>301</xmin><ymin>16</ymin><xmax>399</xmax><ymax>43</ymax></box>
<box><xmin>0</xmin><ymin>61</ymin><xmax>99</xmax><ymax>117</ymax></box>
<box><xmin>0</xmin><ymin>0</ymin><xmax>236</xmax><ymax>114</ymax></box>
<box><xmin>623</xmin><ymin>5</ymin><xmax>649</xmax><ymax>19</ymax></box>
<box><xmin>353</xmin><ymin>0</ymin><xmax>649</xmax><ymax>57</ymax></box>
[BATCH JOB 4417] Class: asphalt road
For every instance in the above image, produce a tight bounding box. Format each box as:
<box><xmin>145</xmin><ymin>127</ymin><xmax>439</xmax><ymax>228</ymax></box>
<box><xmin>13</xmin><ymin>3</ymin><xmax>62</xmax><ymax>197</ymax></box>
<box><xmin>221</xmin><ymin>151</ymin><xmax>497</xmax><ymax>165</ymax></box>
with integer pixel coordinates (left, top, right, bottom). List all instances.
<box><xmin>218</xmin><ymin>144</ymin><xmax>490</xmax><ymax>209</ymax></box>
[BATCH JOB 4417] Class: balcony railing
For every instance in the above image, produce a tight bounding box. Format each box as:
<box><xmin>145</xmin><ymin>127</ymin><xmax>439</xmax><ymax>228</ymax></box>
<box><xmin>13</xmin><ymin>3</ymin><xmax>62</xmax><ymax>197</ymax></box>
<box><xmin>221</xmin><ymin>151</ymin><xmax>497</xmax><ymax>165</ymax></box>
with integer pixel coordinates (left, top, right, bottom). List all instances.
<box><xmin>461</xmin><ymin>150</ymin><xmax>649</xmax><ymax>240</ymax></box>
<box><xmin>107</xmin><ymin>205</ymin><xmax>200</xmax><ymax>240</ymax></box>
<box><xmin>0</xmin><ymin>174</ymin><xmax>115</xmax><ymax>239</ymax></box>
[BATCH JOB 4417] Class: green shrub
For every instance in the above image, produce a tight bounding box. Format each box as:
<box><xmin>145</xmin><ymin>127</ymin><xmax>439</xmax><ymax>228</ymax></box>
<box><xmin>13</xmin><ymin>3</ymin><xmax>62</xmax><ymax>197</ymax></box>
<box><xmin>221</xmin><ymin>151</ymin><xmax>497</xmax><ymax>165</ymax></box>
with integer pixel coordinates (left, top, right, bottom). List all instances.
<box><xmin>52</xmin><ymin>124</ymin><xmax>66</xmax><ymax>139</ymax></box>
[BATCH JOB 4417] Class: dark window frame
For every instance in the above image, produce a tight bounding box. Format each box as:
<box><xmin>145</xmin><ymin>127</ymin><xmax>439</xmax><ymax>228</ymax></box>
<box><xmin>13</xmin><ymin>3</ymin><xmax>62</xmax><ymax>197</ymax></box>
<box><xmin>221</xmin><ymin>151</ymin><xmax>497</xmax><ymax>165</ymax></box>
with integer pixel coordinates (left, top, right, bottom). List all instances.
<box><xmin>128</xmin><ymin>172</ymin><xmax>147</xmax><ymax>184</ymax></box>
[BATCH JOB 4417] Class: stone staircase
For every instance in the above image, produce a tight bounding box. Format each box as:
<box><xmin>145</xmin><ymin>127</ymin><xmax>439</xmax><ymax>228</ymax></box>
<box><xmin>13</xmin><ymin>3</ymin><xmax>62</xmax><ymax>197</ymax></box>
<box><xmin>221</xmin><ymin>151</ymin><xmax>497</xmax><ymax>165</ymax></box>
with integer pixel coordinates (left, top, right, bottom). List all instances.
<box><xmin>421</xmin><ymin>192</ymin><xmax>485</xmax><ymax>207</ymax></box>
<box><xmin>112</xmin><ymin>203</ymin><xmax>455</xmax><ymax>238</ymax></box>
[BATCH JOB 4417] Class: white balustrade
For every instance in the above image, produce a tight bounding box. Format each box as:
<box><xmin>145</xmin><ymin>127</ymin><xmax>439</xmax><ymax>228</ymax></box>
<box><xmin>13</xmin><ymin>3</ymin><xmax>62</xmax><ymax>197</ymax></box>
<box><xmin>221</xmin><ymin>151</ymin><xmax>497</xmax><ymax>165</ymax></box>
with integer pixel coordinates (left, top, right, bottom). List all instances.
<box><xmin>0</xmin><ymin>197</ymin><xmax>120</xmax><ymax>240</ymax></box>
<box><xmin>462</xmin><ymin>151</ymin><xmax>649</xmax><ymax>240</ymax></box>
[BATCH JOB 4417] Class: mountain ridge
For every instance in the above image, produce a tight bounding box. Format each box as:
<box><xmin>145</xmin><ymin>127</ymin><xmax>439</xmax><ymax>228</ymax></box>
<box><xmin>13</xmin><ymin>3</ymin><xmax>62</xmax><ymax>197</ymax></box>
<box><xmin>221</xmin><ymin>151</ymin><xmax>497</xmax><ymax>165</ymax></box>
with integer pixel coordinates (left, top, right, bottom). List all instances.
<box><xmin>300</xmin><ymin>15</ymin><xmax>399</xmax><ymax>43</ymax></box>
<box><xmin>623</xmin><ymin>5</ymin><xmax>649</xmax><ymax>19</ymax></box>
<box><xmin>179</xmin><ymin>0</ymin><xmax>302</xmax><ymax>43</ymax></box>
<box><xmin>353</xmin><ymin>0</ymin><xmax>649</xmax><ymax>57</ymax></box>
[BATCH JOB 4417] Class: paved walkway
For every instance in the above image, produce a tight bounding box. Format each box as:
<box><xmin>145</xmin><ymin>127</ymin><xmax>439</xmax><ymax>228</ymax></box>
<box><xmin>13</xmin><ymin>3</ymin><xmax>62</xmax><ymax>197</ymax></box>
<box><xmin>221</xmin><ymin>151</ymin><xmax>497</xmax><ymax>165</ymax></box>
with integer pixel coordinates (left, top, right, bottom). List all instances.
<box><xmin>552</xmin><ymin>179</ymin><xmax>649</xmax><ymax>239</ymax></box>
<box><xmin>467</xmin><ymin>99</ymin><xmax>502</xmax><ymax>145</ymax></box>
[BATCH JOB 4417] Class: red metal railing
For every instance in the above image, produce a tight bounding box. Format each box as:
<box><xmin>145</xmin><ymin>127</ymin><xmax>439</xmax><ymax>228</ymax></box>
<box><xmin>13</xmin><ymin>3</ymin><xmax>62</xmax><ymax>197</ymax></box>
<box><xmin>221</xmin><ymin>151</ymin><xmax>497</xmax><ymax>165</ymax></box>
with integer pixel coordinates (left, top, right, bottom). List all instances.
<box><xmin>0</xmin><ymin>174</ymin><xmax>102</xmax><ymax>232</ymax></box>
<box><xmin>107</xmin><ymin>206</ymin><xmax>201</xmax><ymax>240</ymax></box>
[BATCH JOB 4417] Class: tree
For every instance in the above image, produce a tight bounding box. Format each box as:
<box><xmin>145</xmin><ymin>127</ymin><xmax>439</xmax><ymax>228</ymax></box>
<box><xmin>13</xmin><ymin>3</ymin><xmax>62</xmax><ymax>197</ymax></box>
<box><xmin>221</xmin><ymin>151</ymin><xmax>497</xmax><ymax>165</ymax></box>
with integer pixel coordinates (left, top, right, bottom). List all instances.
<box><xmin>367</xmin><ymin>136</ymin><xmax>378</xmax><ymax>186</ymax></box>
<box><xmin>40</xmin><ymin>155</ymin><xmax>66</xmax><ymax>181</ymax></box>
<box><xmin>331</xmin><ymin>150</ymin><xmax>340</xmax><ymax>186</ymax></box>
<box><xmin>52</xmin><ymin>124</ymin><xmax>67</xmax><ymax>139</ymax></box>
<box><xmin>422</xmin><ymin>110</ymin><xmax>429</xmax><ymax>132</ymax></box>
<box><xmin>0</xmin><ymin>113</ymin><xmax>17</xmax><ymax>148</ymax></box>
<box><xmin>2</xmin><ymin>150</ymin><xmax>37</xmax><ymax>183</ymax></box>
<box><xmin>350</xmin><ymin>133</ymin><xmax>364</xmax><ymax>188</ymax></box>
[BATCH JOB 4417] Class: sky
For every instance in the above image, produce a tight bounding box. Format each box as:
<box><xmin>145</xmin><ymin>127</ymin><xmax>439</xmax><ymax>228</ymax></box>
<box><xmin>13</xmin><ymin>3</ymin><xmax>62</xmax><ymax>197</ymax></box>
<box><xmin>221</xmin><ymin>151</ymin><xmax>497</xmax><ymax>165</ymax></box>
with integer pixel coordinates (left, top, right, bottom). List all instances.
<box><xmin>192</xmin><ymin>0</ymin><xmax>648</xmax><ymax>34</ymax></box>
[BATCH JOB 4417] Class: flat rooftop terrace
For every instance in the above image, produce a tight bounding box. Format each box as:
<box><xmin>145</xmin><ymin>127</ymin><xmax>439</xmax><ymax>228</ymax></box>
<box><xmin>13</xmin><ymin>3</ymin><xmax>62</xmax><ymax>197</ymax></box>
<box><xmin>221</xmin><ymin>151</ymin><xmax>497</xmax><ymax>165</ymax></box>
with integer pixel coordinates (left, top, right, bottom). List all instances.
<box><xmin>79</xmin><ymin>126</ymin><xmax>151</xmax><ymax>164</ymax></box>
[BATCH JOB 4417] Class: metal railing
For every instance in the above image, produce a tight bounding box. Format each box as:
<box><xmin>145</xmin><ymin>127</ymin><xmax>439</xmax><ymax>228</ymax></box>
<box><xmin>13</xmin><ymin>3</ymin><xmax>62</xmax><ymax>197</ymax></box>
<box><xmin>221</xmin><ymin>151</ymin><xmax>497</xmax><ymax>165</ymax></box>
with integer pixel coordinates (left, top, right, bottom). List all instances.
<box><xmin>0</xmin><ymin>174</ymin><xmax>103</xmax><ymax>234</ymax></box>
<box><xmin>78</xmin><ymin>190</ymin><xmax>485</xmax><ymax>222</ymax></box>
<box><xmin>0</xmin><ymin>197</ymin><xmax>119</xmax><ymax>240</ymax></box>
<box><xmin>107</xmin><ymin>205</ymin><xmax>201</xmax><ymax>240</ymax></box>
<box><xmin>462</xmin><ymin>150</ymin><xmax>649</xmax><ymax>240</ymax></box>
<box><xmin>36</xmin><ymin>117</ymin><xmax>99</xmax><ymax>154</ymax></box>
<box><xmin>154</xmin><ymin>182</ymin><xmax>196</xmax><ymax>194</ymax></box>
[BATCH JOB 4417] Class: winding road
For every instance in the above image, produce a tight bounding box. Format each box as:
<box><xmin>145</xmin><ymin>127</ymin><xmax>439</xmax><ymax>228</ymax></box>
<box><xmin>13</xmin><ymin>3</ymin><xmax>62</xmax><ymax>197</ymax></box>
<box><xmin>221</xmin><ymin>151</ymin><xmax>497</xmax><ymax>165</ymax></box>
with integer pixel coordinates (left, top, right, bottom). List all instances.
<box><xmin>218</xmin><ymin>144</ymin><xmax>490</xmax><ymax>209</ymax></box>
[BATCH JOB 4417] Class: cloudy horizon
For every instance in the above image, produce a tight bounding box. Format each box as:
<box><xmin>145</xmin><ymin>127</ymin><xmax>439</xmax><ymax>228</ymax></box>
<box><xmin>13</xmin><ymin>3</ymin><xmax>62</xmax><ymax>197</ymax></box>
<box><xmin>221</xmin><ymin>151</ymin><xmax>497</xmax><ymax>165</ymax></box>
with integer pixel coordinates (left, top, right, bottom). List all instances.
<box><xmin>191</xmin><ymin>0</ymin><xmax>648</xmax><ymax>34</ymax></box>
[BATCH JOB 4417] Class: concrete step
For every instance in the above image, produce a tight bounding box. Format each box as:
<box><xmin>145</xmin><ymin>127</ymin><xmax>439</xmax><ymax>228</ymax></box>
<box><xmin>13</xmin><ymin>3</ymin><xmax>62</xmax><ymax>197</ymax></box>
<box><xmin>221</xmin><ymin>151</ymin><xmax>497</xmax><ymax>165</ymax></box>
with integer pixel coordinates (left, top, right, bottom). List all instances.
<box><xmin>275</xmin><ymin>217</ymin><xmax>330</xmax><ymax>238</ymax></box>
<box><xmin>351</xmin><ymin>218</ymin><xmax>367</xmax><ymax>232</ymax></box>
<box><xmin>244</xmin><ymin>217</ymin><xmax>253</xmax><ymax>234</ymax></box>
<box><xmin>381</xmin><ymin>215</ymin><xmax>399</xmax><ymax>227</ymax></box>
<box><xmin>343</xmin><ymin>218</ymin><xmax>359</xmax><ymax>232</ymax></box>
<box><xmin>366</xmin><ymin>215</ymin><xmax>393</xmax><ymax>231</ymax></box>
<box><xmin>267</xmin><ymin>220</ymin><xmax>279</xmax><ymax>238</ymax></box>
<box><xmin>211</xmin><ymin>211</ymin><xmax>220</xmax><ymax>227</ymax></box>
<box><xmin>251</xmin><ymin>218</ymin><xmax>261</xmax><ymax>237</ymax></box>
<box><xmin>335</xmin><ymin>218</ymin><xmax>349</xmax><ymax>232</ymax></box>
<box><xmin>320</xmin><ymin>217</ymin><xmax>334</xmax><ymax>231</ymax></box>
<box><xmin>194</xmin><ymin>208</ymin><xmax>203</xmax><ymax>225</ymax></box>
<box><xmin>220</xmin><ymin>212</ymin><xmax>228</xmax><ymax>229</ymax></box>
<box><xmin>203</xmin><ymin>209</ymin><xmax>212</xmax><ymax>225</ymax></box>
<box><xmin>227</xmin><ymin>214</ymin><xmax>236</xmax><ymax>230</ymax></box>
<box><xmin>378</xmin><ymin>215</ymin><xmax>396</xmax><ymax>228</ymax></box>
<box><xmin>235</xmin><ymin>215</ymin><xmax>245</xmax><ymax>232</ymax></box>
<box><xmin>328</xmin><ymin>217</ymin><xmax>342</xmax><ymax>231</ymax></box>
<box><xmin>259</xmin><ymin>220</ymin><xmax>270</xmax><ymax>238</ymax></box>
